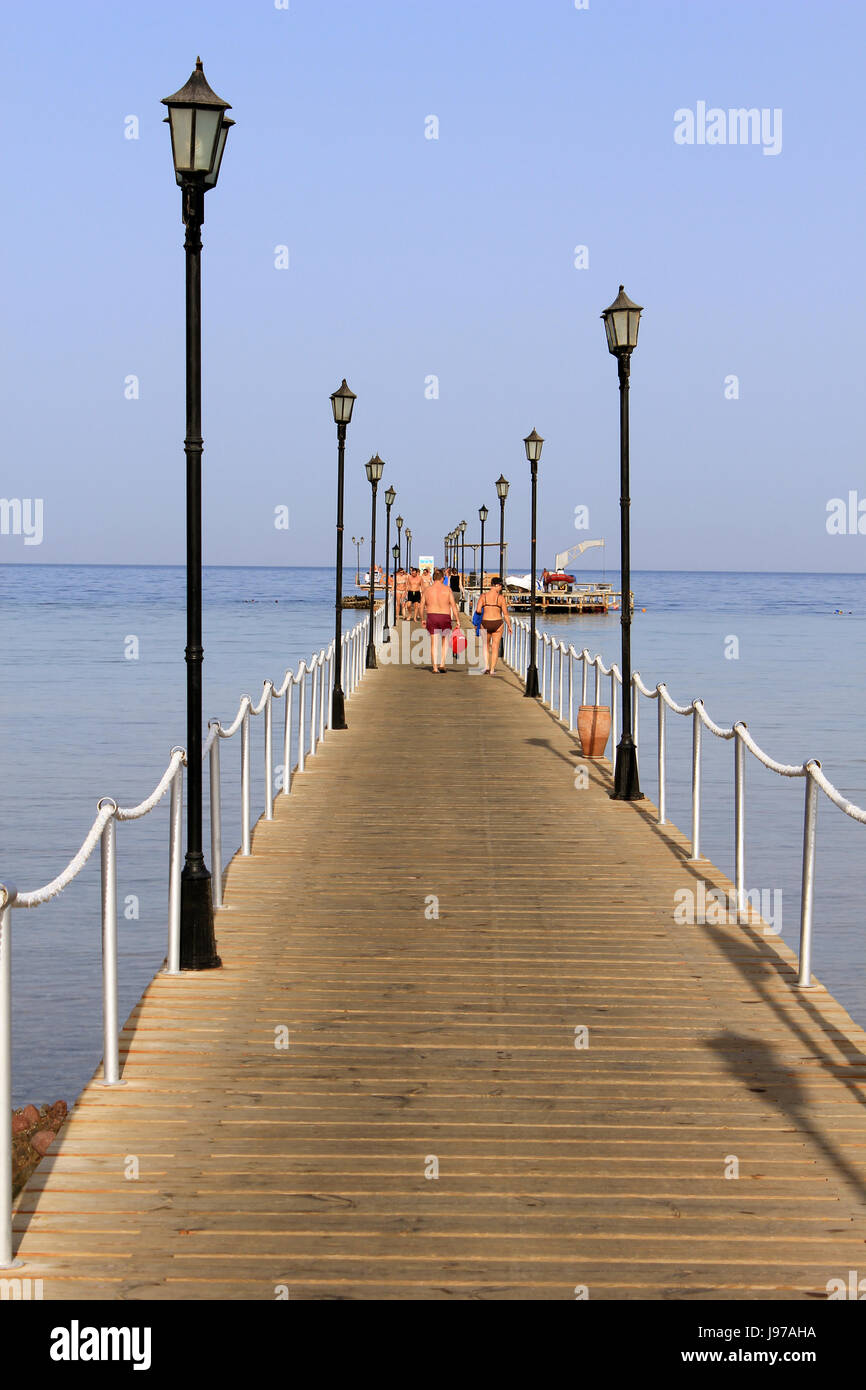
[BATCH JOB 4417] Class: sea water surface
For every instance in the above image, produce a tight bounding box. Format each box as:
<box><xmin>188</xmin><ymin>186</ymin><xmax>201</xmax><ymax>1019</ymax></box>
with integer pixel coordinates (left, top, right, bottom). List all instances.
<box><xmin>2</xmin><ymin>566</ymin><xmax>865</xmax><ymax>1105</ymax></box>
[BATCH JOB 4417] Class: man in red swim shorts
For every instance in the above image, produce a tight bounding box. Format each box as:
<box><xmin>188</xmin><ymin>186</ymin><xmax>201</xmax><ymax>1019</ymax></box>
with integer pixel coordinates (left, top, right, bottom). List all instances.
<box><xmin>420</xmin><ymin>568</ymin><xmax>460</xmax><ymax>672</ymax></box>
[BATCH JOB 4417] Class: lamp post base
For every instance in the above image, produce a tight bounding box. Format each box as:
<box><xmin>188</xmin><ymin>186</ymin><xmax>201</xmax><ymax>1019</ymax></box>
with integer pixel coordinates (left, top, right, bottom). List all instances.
<box><xmin>365</xmin><ymin>642</ymin><xmax>378</xmax><ymax>670</ymax></box>
<box><xmin>331</xmin><ymin>686</ymin><xmax>347</xmax><ymax>730</ymax></box>
<box><xmin>524</xmin><ymin>664</ymin><xmax>540</xmax><ymax>698</ymax></box>
<box><xmin>179</xmin><ymin>864</ymin><xmax>221</xmax><ymax>970</ymax></box>
<box><xmin>610</xmin><ymin>738</ymin><xmax>643</xmax><ymax>801</ymax></box>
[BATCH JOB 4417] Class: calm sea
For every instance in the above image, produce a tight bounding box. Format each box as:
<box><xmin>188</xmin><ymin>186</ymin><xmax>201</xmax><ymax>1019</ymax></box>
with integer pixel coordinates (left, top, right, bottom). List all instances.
<box><xmin>2</xmin><ymin>565</ymin><xmax>865</xmax><ymax>1105</ymax></box>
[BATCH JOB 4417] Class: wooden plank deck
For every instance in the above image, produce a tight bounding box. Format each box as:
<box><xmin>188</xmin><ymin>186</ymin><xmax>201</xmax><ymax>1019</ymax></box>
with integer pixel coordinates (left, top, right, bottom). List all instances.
<box><xmin>13</xmin><ymin>620</ymin><xmax>866</xmax><ymax>1299</ymax></box>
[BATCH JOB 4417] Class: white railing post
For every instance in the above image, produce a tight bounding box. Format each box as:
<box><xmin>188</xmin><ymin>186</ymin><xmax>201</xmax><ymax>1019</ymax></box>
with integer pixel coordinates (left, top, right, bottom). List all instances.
<box><xmin>568</xmin><ymin>648</ymin><xmax>575</xmax><ymax>731</ymax></box>
<box><xmin>594</xmin><ymin>658</ymin><xmax>600</xmax><ymax>706</ymax></box>
<box><xmin>582</xmin><ymin>651</ymin><xmax>589</xmax><ymax>707</ymax></box>
<box><xmin>99</xmin><ymin>805</ymin><xmax>122</xmax><ymax>1087</ymax></box>
<box><xmin>168</xmin><ymin>758</ymin><xmax>183</xmax><ymax>962</ymax></box>
<box><xmin>208</xmin><ymin>727</ymin><xmax>222</xmax><ymax>909</ymax></box>
<box><xmin>558</xmin><ymin>645</ymin><xmax>564</xmax><ymax>719</ymax></box>
<box><xmin>264</xmin><ymin>686</ymin><xmax>274</xmax><ymax>822</ymax></box>
<box><xmin>241</xmin><ymin>701</ymin><xmax>251</xmax><ymax>855</ymax></box>
<box><xmin>283</xmin><ymin>679</ymin><xmax>294</xmax><ymax>795</ymax></box>
<box><xmin>657</xmin><ymin>693</ymin><xmax>666</xmax><ymax>825</ymax></box>
<box><xmin>327</xmin><ymin>646</ymin><xmax>334</xmax><ymax>730</ymax></box>
<box><xmin>734</xmin><ymin>724</ymin><xmax>746</xmax><ymax>922</ymax></box>
<box><xmin>310</xmin><ymin>659</ymin><xmax>319</xmax><ymax>756</ymax></box>
<box><xmin>632</xmin><ymin>674</ymin><xmax>639</xmax><ymax>756</ymax></box>
<box><xmin>0</xmin><ymin>886</ymin><xmax>18</xmax><ymax>1268</ymax></box>
<box><xmin>610</xmin><ymin>670</ymin><xmax>618</xmax><ymax>755</ymax></box>
<box><xmin>298</xmin><ymin>667</ymin><xmax>307</xmax><ymax>772</ymax></box>
<box><xmin>319</xmin><ymin>652</ymin><xmax>327</xmax><ymax>744</ymax></box>
<box><xmin>797</xmin><ymin>767</ymin><xmax>820</xmax><ymax>988</ymax></box>
<box><xmin>690</xmin><ymin>706</ymin><xmax>702</xmax><ymax>860</ymax></box>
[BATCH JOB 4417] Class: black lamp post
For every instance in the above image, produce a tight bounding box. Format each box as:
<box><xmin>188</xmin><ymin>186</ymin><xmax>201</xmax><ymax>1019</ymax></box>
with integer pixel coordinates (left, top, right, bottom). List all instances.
<box><xmin>395</xmin><ymin>515</ymin><xmax>403</xmax><ymax>570</ymax></box>
<box><xmin>365</xmin><ymin>455</ymin><xmax>385</xmax><ymax>668</ymax></box>
<box><xmin>460</xmin><ymin>520</ymin><xmax>466</xmax><ymax>587</ymax></box>
<box><xmin>495</xmin><ymin>475</ymin><xmax>509</xmax><ymax>578</ymax></box>
<box><xmin>602</xmin><ymin>285</ymin><xmax>643</xmax><ymax>800</ymax></box>
<box><xmin>162</xmin><ymin>57</ymin><xmax>233</xmax><ymax>971</ymax></box>
<box><xmin>479</xmin><ymin>505</ymin><xmax>488</xmax><ymax>590</ymax></box>
<box><xmin>392</xmin><ymin>543</ymin><xmax>400</xmax><ymax>625</ymax></box>
<box><xmin>523</xmin><ymin>430</ymin><xmax>544</xmax><ymax>698</ymax></box>
<box><xmin>406</xmin><ymin>529</ymin><xmax>412</xmax><ymax>571</ymax></box>
<box><xmin>330</xmin><ymin>379</ymin><xmax>356</xmax><ymax>729</ymax></box>
<box><xmin>383</xmin><ymin>485</ymin><xmax>396</xmax><ymax>644</ymax></box>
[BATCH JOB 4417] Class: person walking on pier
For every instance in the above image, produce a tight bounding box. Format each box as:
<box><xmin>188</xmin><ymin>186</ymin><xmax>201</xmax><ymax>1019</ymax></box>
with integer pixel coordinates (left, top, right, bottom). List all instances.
<box><xmin>421</xmin><ymin>568</ymin><xmax>460</xmax><ymax>673</ymax></box>
<box><xmin>449</xmin><ymin>564</ymin><xmax>462</xmax><ymax>606</ymax></box>
<box><xmin>476</xmin><ymin>576</ymin><xmax>512</xmax><ymax>675</ymax></box>
<box><xmin>406</xmin><ymin>567</ymin><xmax>422</xmax><ymax>621</ymax></box>
<box><xmin>395</xmin><ymin>568</ymin><xmax>409</xmax><ymax>620</ymax></box>
<box><xmin>419</xmin><ymin>566</ymin><xmax>434</xmax><ymax>620</ymax></box>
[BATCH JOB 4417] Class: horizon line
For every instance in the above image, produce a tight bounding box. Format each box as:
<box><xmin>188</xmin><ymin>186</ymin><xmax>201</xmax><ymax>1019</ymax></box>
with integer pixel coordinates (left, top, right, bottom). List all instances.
<box><xmin>1</xmin><ymin>563</ymin><xmax>865</xmax><ymax>578</ymax></box>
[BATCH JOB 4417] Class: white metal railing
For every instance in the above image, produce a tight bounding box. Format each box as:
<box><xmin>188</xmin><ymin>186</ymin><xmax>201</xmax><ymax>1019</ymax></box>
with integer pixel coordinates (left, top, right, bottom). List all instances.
<box><xmin>503</xmin><ymin>616</ymin><xmax>866</xmax><ymax>996</ymax></box>
<box><xmin>0</xmin><ymin>607</ymin><xmax>381</xmax><ymax>1268</ymax></box>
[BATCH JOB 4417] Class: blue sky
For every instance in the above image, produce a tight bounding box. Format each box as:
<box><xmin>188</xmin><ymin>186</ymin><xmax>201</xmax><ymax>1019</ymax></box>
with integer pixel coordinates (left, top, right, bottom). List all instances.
<box><xmin>1</xmin><ymin>0</ymin><xmax>864</xmax><ymax>570</ymax></box>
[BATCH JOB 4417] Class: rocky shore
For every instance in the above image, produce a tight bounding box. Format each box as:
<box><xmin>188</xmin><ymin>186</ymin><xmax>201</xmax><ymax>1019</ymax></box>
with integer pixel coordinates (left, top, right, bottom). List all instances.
<box><xmin>11</xmin><ymin>1102</ymin><xmax>68</xmax><ymax>1198</ymax></box>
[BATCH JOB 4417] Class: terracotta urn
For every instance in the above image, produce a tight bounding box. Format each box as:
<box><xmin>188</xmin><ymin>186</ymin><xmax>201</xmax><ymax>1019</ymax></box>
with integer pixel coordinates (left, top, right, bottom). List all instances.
<box><xmin>577</xmin><ymin>705</ymin><xmax>611</xmax><ymax>757</ymax></box>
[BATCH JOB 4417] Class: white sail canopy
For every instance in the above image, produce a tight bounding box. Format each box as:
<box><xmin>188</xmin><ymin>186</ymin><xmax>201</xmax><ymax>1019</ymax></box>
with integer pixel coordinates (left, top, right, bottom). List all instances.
<box><xmin>554</xmin><ymin>539</ymin><xmax>605</xmax><ymax>571</ymax></box>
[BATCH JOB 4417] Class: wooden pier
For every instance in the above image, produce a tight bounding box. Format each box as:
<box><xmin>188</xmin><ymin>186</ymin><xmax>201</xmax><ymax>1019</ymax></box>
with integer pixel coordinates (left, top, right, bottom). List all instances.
<box><xmin>505</xmin><ymin>586</ymin><xmax>628</xmax><ymax>615</ymax></box>
<box><xmin>13</xmin><ymin>620</ymin><xmax>866</xmax><ymax>1300</ymax></box>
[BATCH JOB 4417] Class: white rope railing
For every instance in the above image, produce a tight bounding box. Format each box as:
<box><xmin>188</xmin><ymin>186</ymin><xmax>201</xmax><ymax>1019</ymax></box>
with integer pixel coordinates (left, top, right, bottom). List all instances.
<box><xmin>503</xmin><ymin>616</ymin><xmax>865</xmax><ymax>1001</ymax></box>
<box><xmin>0</xmin><ymin>606</ymin><xmax>381</xmax><ymax>1269</ymax></box>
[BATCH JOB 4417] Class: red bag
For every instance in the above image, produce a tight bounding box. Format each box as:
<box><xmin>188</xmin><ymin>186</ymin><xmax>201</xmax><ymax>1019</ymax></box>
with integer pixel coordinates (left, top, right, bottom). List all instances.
<box><xmin>452</xmin><ymin>628</ymin><xmax>467</xmax><ymax>654</ymax></box>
